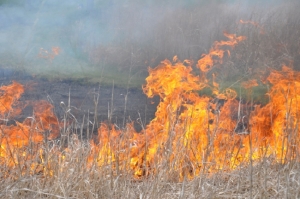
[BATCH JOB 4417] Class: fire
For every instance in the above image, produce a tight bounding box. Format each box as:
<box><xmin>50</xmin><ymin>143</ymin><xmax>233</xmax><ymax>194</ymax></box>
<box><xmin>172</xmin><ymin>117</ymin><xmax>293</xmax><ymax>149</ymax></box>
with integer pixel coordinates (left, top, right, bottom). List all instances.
<box><xmin>88</xmin><ymin>31</ymin><xmax>298</xmax><ymax>179</ymax></box>
<box><xmin>1</xmin><ymin>31</ymin><xmax>300</xmax><ymax>181</ymax></box>
<box><xmin>38</xmin><ymin>46</ymin><xmax>61</xmax><ymax>62</ymax></box>
<box><xmin>251</xmin><ymin>65</ymin><xmax>300</xmax><ymax>163</ymax></box>
<box><xmin>197</xmin><ymin>32</ymin><xmax>246</xmax><ymax>72</ymax></box>
<box><xmin>0</xmin><ymin>81</ymin><xmax>23</xmax><ymax>115</ymax></box>
<box><xmin>0</xmin><ymin>83</ymin><xmax>60</xmax><ymax>175</ymax></box>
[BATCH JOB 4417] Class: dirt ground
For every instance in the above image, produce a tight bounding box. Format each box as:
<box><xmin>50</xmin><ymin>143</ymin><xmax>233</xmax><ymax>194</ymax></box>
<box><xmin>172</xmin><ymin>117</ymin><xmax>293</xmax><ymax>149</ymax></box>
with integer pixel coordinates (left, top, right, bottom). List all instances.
<box><xmin>0</xmin><ymin>68</ymin><xmax>159</xmax><ymax>134</ymax></box>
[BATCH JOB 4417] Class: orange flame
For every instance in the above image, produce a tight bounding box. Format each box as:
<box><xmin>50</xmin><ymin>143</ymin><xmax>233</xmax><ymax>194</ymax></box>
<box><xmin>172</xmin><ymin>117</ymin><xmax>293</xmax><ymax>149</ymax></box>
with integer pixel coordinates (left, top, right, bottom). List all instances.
<box><xmin>87</xmin><ymin>33</ymin><xmax>298</xmax><ymax>178</ymax></box>
<box><xmin>1</xmin><ymin>30</ymin><xmax>300</xmax><ymax>181</ymax></box>
<box><xmin>197</xmin><ymin>32</ymin><xmax>246</xmax><ymax>72</ymax></box>
<box><xmin>0</xmin><ymin>82</ymin><xmax>60</xmax><ymax>174</ymax></box>
<box><xmin>38</xmin><ymin>46</ymin><xmax>61</xmax><ymax>62</ymax></box>
<box><xmin>0</xmin><ymin>81</ymin><xmax>24</xmax><ymax>115</ymax></box>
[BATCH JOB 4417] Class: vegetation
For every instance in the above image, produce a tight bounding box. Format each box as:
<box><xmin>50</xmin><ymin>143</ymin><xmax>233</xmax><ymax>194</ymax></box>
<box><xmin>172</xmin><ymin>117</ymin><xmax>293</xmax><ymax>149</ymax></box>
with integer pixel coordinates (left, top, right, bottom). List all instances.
<box><xmin>1</xmin><ymin>138</ymin><xmax>300</xmax><ymax>198</ymax></box>
<box><xmin>0</xmin><ymin>1</ymin><xmax>300</xmax><ymax>198</ymax></box>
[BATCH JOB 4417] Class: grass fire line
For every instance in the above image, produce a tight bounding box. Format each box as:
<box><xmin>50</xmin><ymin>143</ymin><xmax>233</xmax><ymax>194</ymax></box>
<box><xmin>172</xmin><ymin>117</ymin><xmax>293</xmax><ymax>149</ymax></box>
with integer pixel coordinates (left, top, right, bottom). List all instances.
<box><xmin>0</xmin><ymin>31</ymin><xmax>299</xmax><ymax>183</ymax></box>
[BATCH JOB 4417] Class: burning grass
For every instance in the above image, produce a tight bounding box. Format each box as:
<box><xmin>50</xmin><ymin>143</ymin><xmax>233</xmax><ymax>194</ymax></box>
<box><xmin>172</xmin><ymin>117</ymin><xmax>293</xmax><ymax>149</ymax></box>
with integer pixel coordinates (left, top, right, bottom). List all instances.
<box><xmin>1</xmin><ymin>29</ymin><xmax>300</xmax><ymax>197</ymax></box>
<box><xmin>1</xmin><ymin>142</ymin><xmax>300</xmax><ymax>198</ymax></box>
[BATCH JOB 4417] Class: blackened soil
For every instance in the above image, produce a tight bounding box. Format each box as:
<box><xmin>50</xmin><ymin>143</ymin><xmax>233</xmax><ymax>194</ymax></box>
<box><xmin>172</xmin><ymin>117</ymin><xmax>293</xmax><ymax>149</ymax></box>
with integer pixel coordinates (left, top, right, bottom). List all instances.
<box><xmin>0</xmin><ymin>68</ymin><xmax>159</xmax><ymax>133</ymax></box>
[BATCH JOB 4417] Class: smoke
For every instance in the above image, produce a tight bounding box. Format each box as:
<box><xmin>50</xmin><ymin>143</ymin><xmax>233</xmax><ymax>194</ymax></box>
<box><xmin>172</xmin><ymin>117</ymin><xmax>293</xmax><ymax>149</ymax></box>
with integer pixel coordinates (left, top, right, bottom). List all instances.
<box><xmin>0</xmin><ymin>0</ymin><xmax>295</xmax><ymax>78</ymax></box>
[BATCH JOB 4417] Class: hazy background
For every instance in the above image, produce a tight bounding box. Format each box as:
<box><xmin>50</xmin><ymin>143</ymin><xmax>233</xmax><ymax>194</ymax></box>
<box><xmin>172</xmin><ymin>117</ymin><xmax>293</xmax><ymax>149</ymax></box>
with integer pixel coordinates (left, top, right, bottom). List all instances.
<box><xmin>0</xmin><ymin>0</ymin><xmax>299</xmax><ymax>87</ymax></box>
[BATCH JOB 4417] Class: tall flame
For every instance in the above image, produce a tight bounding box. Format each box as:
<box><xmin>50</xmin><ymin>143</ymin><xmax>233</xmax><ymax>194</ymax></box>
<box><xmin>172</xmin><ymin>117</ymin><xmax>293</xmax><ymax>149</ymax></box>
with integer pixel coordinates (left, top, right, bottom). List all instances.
<box><xmin>0</xmin><ymin>83</ymin><xmax>60</xmax><ymax>175</ymax></box>
<box><xmin>1</xmin><ymin>31</ymin><xmax>300</xmax><ymax>181</ymax></box>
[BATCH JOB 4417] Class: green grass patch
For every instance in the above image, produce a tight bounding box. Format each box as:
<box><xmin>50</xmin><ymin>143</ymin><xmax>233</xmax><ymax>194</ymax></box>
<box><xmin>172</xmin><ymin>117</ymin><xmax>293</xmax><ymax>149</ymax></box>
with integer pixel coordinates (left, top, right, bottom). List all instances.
<box><xmin>30</xmin><ymin>64</ymin><xmax>147</xmax><ymax>89</ymax></box>
<box><xmin>198</xmin><ymin>81</ymin><xmax>269</xmax><ymax>105</ymax></box>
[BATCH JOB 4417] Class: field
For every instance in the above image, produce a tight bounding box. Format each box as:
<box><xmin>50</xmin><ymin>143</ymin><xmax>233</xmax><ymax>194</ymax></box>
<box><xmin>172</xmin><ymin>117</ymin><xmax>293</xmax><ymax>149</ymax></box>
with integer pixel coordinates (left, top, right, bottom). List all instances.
<box><xmin>1</xmin><ymin>1</ymin><xmax>300</xmax><ymax>199</ymax></box>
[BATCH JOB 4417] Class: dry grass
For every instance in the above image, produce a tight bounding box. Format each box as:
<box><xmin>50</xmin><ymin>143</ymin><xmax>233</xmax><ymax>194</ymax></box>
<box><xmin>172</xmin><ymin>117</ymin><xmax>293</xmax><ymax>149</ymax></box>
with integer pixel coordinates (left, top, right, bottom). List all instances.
<box><xmin>1</xmin><ymin>138</ymin><xmax>300</xmax><ymax>199</ymax></box>
<box><xmin>0</xmin><ymin>86</ymin><xmax>299</xmax><ymax>198</ymax></box>
<box><xmin>1</xmin><ymin>2</ymin><xmax>300</xmax><ymax>198</ymax></box>
<box><xmin>1</xmin><ymin>109</ymin><xmax>300</xmax><ymax>199</ymax></box>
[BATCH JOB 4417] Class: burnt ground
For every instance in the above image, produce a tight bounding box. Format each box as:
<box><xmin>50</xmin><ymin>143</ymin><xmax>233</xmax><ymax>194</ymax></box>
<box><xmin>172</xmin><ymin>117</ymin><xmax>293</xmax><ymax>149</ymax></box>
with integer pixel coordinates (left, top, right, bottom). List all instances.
<box><xmin>0</xmin><ymin>68</ymin><xmax>159</xmax><ymax>134</ymax></box>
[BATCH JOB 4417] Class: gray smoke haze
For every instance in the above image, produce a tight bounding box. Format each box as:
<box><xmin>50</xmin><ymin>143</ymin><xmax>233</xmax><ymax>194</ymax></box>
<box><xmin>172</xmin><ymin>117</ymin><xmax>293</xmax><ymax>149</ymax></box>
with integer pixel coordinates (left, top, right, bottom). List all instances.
<box><xmin>0</xmin><ymin>0</ymin><xmax>297</xmax><ymax>81</ymax></box>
